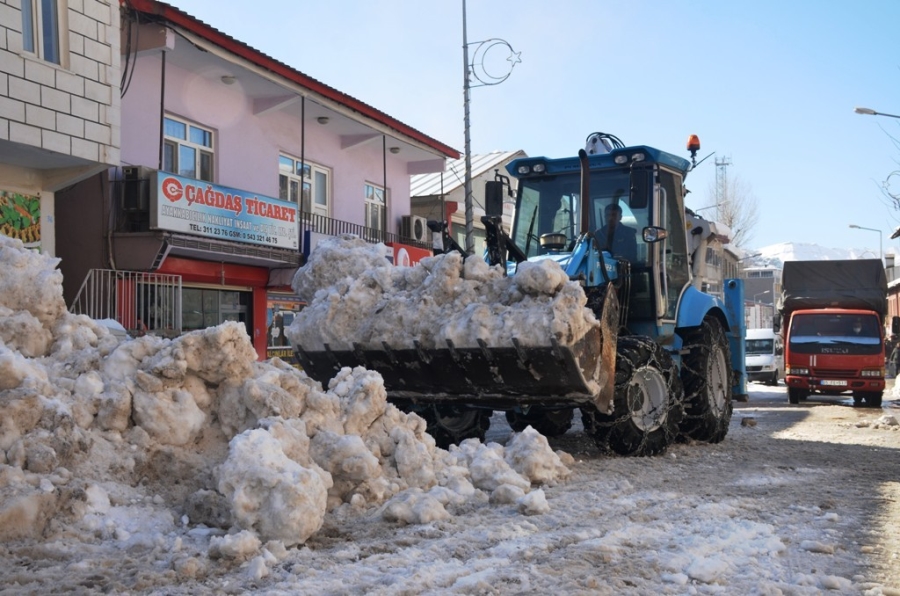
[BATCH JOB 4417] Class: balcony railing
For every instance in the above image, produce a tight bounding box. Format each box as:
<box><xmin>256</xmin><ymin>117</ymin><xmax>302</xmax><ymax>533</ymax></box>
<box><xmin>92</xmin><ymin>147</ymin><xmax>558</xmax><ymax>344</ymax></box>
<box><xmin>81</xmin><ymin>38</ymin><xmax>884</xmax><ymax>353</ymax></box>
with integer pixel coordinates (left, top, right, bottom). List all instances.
<box><xmin>299</xmin><ymin>212</ymin><xmax>430</xmax><ymax>250</ymax></box>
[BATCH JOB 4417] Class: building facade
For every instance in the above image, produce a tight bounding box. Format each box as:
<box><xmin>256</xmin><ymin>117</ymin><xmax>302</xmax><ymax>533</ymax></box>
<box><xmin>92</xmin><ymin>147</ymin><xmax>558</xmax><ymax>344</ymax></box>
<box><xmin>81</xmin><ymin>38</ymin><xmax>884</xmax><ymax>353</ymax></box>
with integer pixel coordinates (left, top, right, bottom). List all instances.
<box><xmin>0</xmin><ymin>0</ymin><xmax>120</xmax><ymax>256</ymax></box>
<box><xmin>410</xmin><ymin>151</ymin><xmax>525</xmax><ymax>252</ymax></box>
<box><xmin>53</xmin><ymin>0</ymin><xmax>457</xmax><ymax>361</ymax></box>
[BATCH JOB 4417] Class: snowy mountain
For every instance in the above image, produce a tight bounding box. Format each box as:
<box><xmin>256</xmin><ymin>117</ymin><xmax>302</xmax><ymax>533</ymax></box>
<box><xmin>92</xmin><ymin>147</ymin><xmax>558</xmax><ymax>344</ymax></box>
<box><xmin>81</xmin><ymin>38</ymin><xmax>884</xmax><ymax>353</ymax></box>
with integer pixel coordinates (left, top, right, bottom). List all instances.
<box><xmin>742</xmin><ymin>242</ymin><xmax>896</xmax><ymax>269</ymax></box>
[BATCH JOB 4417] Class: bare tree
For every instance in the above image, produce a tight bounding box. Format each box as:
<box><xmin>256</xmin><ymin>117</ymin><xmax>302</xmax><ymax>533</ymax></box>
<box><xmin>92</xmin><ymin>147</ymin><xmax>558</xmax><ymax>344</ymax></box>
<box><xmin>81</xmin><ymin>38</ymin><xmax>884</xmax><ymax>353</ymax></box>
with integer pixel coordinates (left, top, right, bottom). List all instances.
<box><xmin>874</xmin><ymin>124</ymin><xmax>900</xmax><ymax>214</ymax></box>
<box><xmin>703</xmin><ymin>175</ymin><xmax>760</xmax><ymax>248</ymax></box>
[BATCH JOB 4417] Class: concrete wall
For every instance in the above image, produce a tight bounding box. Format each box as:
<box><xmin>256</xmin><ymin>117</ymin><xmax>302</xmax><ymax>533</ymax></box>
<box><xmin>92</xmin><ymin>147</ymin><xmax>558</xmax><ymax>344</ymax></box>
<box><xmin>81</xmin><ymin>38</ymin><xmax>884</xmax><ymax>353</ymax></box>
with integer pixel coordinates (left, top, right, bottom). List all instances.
<box><xmin>0</xmin><ymin>0</ymin><xmax>119</xmax><ymax>166</ymax></box>
<box><xmin>0</xmin><ymin>0</ymin><xmax>120</xmax><ymax>257</ymax></box>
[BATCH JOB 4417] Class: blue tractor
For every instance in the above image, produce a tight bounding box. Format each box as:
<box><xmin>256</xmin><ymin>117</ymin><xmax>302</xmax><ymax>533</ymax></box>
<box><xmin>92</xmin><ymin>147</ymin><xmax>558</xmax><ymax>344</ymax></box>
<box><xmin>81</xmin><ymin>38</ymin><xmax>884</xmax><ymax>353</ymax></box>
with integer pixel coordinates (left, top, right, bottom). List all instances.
<box><xmin>296</xmin><ymin>133</ymin><xmax>747</xmax><ymax>455</ymax></box>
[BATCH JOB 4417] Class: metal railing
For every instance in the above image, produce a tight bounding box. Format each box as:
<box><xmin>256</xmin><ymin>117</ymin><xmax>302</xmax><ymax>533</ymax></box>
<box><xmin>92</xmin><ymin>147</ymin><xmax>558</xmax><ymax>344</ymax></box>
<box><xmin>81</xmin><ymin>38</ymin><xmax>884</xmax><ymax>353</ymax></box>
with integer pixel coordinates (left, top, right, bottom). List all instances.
<box><xmin>300</xmin><ymin>212</ymin><xmax>430</xmax><ymax>250</ymax></box>
<box><xmin>71</xmin><ymin>269</ymin><xmax>183</xmax><ymax>337</ymax></box>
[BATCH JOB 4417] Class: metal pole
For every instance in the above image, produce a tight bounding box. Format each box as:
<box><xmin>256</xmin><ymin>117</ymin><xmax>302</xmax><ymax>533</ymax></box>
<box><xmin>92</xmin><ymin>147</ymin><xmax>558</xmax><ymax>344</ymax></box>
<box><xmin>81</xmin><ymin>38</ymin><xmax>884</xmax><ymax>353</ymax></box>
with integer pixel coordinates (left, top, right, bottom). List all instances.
<box><xmin>462</xmin><ymin>0</ymin><xmax>474</xmax><ymax>254</ymax></box>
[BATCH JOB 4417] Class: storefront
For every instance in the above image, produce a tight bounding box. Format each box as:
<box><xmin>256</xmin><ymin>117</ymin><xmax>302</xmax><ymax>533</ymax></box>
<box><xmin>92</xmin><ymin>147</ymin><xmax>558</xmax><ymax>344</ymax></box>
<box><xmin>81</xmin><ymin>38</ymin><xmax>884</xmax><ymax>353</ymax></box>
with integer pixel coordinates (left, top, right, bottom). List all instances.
<box><xmin>107</xmin><ymin>172</ymin><xmax>301</xmax><ymax>360</ymax></box>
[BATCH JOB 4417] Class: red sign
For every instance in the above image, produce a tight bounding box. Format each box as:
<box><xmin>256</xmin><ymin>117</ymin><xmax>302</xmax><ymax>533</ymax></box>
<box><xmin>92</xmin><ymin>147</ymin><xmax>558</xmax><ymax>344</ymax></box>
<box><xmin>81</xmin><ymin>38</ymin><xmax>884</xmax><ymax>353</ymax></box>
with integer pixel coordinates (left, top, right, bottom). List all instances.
<box><xmin>388</xmin><ymin>242</ymin><xmax>432</xmax><ymax>267</ymax></box>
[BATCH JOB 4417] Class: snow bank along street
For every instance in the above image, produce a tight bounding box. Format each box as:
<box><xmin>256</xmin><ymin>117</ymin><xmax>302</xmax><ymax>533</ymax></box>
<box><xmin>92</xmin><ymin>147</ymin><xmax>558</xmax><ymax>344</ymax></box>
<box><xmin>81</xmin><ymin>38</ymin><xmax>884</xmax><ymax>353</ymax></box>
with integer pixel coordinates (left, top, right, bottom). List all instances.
<box><xmin>2</xmin><ymin>233</ymin><xmax>900</xmax><ymax>594</ymax></box>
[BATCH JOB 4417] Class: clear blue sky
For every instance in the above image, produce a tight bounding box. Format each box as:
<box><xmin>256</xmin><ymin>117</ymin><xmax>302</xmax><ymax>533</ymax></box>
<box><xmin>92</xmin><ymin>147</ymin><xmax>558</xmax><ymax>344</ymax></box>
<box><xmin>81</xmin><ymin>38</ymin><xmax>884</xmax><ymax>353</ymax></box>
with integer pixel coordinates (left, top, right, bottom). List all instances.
<box><xmin>169</xmin><ymin>0</ymin><xmax>900</xmax><ymax>254</ymax></box>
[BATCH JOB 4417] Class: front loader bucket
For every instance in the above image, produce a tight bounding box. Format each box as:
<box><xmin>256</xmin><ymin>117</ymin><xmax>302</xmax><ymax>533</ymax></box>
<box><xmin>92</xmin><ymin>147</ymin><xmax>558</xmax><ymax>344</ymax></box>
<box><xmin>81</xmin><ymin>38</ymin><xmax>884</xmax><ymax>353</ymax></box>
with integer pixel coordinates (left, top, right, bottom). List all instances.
<box><xmin>294</xmin><ymin>284</ymin><xmax>620</xmax><ymax>411</ymax></box>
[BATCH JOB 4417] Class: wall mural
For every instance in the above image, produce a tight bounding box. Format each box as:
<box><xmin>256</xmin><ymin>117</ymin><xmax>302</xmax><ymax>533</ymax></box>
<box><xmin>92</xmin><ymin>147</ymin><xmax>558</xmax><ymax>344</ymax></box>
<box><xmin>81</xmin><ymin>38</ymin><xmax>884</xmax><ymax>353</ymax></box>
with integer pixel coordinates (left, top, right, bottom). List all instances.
<box><xmin>0</xmin><ymin>191</ymin><xmax>41</xmax><ymax>249</ymax></box>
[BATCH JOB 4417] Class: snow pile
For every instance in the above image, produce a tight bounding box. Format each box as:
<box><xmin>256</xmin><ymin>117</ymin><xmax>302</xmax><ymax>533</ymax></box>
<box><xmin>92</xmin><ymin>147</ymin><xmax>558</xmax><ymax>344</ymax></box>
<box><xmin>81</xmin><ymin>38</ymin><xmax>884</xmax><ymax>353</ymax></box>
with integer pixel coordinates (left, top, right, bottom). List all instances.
<box><xmin>287</xmin><ymin>235</ymin><xmax>599</xmax><ymax>351</ymax></box>
<box><xmin>0</xmin><ymin>234</ymin><xmax>571</xmax><ymax>566</ymax></box>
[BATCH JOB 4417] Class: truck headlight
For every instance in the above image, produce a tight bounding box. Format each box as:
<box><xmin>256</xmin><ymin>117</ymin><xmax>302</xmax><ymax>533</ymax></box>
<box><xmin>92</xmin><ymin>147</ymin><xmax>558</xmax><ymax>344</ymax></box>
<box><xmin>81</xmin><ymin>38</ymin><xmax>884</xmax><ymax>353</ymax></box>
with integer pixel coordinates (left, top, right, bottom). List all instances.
<box><xmin>788</xmin><ymin>366</ymin><xmax>809</xmax><ymax>375</ymax></box>
<box><xmin>861</xmin><ymin>369</ymin><xmax>883</xmax><ymax>378</ymax></box>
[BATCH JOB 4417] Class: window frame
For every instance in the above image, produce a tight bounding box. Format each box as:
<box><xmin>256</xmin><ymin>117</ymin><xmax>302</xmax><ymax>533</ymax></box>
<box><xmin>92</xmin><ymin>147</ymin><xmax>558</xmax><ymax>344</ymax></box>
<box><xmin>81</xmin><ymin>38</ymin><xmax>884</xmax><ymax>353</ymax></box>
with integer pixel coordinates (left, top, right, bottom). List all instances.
<box><xmin>364</xmin><ymin>182</ymin><xmax>386</xmax><ymax>232</ymax></box>
<box><xmin>21</xmin><ymin>0</ymin><xmax>65</xmax><ymax>66</ymax></box>
<box><xmin>278</xmin><ymin>154</ymin><xmax>330</xmax><ymax>217</ymax></box>
<box><xmin>162</xmin><ymin>115</ymin><xmax>215</xmax><ymax>182</ymax></box>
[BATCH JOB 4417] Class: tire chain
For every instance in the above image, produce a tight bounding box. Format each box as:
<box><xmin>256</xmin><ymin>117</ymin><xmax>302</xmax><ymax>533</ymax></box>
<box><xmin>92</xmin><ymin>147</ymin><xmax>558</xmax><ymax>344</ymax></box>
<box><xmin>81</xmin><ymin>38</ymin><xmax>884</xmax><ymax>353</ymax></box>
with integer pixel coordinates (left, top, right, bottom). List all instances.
<box><xmin>581</xmin><ymin>335</ymin><xmax>684</xmax><ymax>456</ymax></box>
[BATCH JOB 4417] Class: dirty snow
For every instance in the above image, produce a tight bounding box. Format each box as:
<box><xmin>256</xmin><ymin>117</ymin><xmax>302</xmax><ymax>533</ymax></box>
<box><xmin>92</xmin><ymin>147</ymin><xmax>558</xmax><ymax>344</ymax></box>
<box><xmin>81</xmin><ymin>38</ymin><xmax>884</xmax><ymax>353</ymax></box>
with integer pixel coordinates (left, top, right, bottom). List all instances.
<box><xmin>287</xmin><ymin>235</ymin><xmax>597</xmax><ymax>351</ymax></box>
<box><xmin>1</xmin><ymin>232</ymin><xmax>900</xmax><ymax>594</ymax></box>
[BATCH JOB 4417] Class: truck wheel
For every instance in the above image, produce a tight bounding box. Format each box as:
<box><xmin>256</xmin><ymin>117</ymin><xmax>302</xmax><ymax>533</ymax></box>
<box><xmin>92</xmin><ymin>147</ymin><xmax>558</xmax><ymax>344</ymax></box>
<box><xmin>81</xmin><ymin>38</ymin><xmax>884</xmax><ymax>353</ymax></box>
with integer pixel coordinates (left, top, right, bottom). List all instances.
<box><xmin>582</xmin><ymin>336</ymin><xmax>684</xmax><ymax>456</ymax></box>
<box><xmin>421</xmin><ymin>405</ymin><xmax>491</xmax><ymax>449</ymax></box>
<box><xmin>679</xmin><ymin>318</ymin><xmax>733</xmax><ymax>443</ymax></box>
<box><xmin>863</xmin><ymin>392</ymin><xmax>883</xmax><ymax>408</ymax></box>
<box><xmin>788</xmin><ymin>388</ymin><xmax>806</xmax><ymax>404</ymax></box>
<box><xmin>505</xmin><ymin>408</ymin><xmax>574</xmax><ymax>437</ymax></box>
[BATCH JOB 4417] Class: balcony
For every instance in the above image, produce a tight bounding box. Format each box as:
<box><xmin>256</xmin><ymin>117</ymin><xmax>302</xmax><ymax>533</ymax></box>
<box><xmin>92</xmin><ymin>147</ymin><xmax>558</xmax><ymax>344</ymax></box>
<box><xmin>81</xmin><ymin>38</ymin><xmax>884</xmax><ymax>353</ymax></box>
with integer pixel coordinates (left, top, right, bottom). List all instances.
<box><xmin>299</xmin><ymin>212</ymin><xmax>431</xmax><ymax>251</ymax></box>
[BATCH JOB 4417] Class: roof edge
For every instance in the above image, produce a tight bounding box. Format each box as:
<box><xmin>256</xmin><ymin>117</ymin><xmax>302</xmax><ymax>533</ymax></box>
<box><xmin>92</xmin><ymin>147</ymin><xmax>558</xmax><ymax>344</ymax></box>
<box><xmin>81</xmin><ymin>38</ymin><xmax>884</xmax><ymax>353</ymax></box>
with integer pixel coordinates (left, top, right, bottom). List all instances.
<box><xmin>123</xmin><ymin>0</ymin><xmax>460</xmax><ymax>160</ymax></box>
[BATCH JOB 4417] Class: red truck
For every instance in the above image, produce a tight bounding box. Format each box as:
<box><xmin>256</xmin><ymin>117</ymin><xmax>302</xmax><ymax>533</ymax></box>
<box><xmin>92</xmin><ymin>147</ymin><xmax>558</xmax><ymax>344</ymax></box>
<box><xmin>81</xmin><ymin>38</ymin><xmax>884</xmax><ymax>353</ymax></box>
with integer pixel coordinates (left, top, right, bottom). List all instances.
<box><xmin>777</xmin><ymin>259</ymin><xmax>888</xmax><ymax>407</ymax></box>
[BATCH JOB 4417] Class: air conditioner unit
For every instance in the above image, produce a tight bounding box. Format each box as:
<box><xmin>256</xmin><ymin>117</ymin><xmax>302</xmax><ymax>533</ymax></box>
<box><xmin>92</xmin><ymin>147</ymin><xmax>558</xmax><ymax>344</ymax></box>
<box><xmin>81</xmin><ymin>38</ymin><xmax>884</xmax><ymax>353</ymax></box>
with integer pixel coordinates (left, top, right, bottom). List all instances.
<box><xmin>401</xmin><ymin>215</ymin><xmax>429</xmax><ymax>243</ymax></box>
<box><xmin>121</xmin><ymin>166</ymin><xmax>154</xmax><ymax>212</ymax></box>
<box><xmin>122</xmin><ymin>165</ymin><xmax>155</xmax><ymax>181</ymax></box>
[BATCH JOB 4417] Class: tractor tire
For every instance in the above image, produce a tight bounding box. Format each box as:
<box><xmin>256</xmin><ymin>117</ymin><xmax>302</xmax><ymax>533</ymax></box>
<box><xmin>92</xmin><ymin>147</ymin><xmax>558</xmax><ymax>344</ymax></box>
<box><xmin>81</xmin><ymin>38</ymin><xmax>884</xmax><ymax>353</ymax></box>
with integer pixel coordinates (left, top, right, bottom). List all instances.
<box><xmin>679</xmin><ymin>318</ymin><xmax>733</xmax><ymax>443</ymax></box>
<box><xmin>788</xmin><ymin>388</ymin><xmax>806</xmax><ymax>404</ymax></box>
<box><xmin>505</xmin><ymin>407</ymin><xmax>574</xmax><ymax>437</ymax></box>
<box><xmin>582</xmin><ymin>336</ymin><xmax>684</xmax><ymax>456</ymax></box>
<box><xmin>418</xmin><ymin>405</ymin><xmax>491</xmax><ymax>449</ymax></box>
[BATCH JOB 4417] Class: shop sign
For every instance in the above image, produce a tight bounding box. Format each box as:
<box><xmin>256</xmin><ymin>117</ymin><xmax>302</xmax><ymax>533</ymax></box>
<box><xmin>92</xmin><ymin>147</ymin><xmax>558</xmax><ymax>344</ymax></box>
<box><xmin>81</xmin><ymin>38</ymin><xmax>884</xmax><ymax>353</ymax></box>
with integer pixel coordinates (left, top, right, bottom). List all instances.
<box><xmin>387</xmin><ymin>242</ymin><xmax>432</xmax><ymax>266</ymax></box>
<box><xmin>152</xmin><ymin>173</ymin><xmax>299</xmax><ymax>249</ymax></box>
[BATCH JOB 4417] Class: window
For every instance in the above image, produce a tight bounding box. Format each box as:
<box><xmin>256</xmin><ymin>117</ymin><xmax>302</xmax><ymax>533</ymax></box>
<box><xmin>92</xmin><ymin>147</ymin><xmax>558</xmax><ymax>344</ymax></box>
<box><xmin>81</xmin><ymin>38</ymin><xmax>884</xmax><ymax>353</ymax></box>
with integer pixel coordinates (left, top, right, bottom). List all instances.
<box><xmin>279</xmin><ymin>155</ymin><xmax>330</xmax><ymax>217</ymax></box>
<box><xmin>163</xmin><ymin>116</ymin><xmax>214</xmax><ymax>182</ymax></box>
<box><xmin>182</xmin><ymin>288</ymin><xmax>250</xmax><ymax>336</ymax></box>
<box><xmin>365</xmin><ymin>183</ymin><xmax>386</xmax><ymax>232</ymax></box>
<box><xmin>22</xmin><ymin>0</ymin><xmax>62</xmax><ymax>65</ymax></box>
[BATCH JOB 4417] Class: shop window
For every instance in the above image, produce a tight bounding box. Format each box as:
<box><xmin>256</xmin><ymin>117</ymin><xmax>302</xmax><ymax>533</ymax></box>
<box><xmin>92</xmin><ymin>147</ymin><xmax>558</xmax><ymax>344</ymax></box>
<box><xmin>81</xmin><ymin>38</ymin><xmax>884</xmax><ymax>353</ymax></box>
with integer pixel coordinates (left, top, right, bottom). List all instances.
<box><xmin>163</xmin><ymin>116</ymin><xmax>214</xmax><ymax>182</ymax></box>
<box><xmin>278</xmin><ymin>155</ymin><xmax>330</xmax><ymax>218</ymax></box>
<box><xmin>182</xmin><ymin>288</ymin><xmax>250</xmax><ymax>337</ymax></box>
<box><xmin>22</xmin><ymin>0</ymin><xmax>63</xmax><ymax>65</ymax></box>
<box><xmin>365</xmin><ymin>183</ymin><xmax>386</xmax><ymax>232</ymax></box>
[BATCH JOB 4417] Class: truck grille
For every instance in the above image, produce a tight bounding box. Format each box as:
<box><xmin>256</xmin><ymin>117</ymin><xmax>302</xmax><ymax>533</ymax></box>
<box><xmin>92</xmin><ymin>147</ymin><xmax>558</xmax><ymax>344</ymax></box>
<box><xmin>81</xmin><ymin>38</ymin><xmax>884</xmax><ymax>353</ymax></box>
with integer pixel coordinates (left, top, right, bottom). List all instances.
<box><xmin>814</xmin><ymin>369</ymin><xmax>856</xmax><ymax>378</ymax></box>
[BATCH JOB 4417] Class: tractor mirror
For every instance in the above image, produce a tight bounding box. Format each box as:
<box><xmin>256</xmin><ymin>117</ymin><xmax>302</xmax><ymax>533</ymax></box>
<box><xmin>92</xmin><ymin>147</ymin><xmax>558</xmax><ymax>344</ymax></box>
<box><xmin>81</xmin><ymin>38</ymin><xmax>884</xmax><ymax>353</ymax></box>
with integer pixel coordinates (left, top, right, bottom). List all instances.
<box><xmin>629</xmin><ymin>168</ymin><xmax>651</xmax><ymax>210</ymax></box>
<box><xmin>485</xmin><ymin>180</ymin><xmax>504</xmax><ymax>217</ymax></box>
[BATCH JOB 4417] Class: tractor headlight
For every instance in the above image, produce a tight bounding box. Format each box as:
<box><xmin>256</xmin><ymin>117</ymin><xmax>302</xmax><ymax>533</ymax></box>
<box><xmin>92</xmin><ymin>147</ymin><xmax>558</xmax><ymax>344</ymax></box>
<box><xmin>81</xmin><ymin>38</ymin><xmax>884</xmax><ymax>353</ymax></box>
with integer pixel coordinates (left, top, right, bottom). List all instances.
<box><xmin>614</xmin><ymin>155</ymin><xmax>628</xmax><ymax>165</ymax></box>
<box><xmin>631</xmin><ymin>152</ymin><xmax>646</xmax><ymax>162</ymax></box>
<box><xmin>532</xmin><ymin>163</ymin><xmax>546</xmax><ymax>173</ymax></box>
<box><xmin>517</xmin><ymin>165</ymin><xmax>531</xmax><ymax>175</ymax></box>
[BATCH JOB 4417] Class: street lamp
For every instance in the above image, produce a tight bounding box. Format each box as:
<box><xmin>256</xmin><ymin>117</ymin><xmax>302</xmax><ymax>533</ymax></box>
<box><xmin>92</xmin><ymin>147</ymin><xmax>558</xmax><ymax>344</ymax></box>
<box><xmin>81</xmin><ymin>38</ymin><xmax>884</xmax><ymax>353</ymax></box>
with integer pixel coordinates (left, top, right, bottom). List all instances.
<box><xmin>461</xmin><ymin>0</ymin><xmax>519</xmax><ymax>253</ymax></box>
<box><xmin>693</xmin><ymin>203</ymin><xmax>724</xmax><ymax>213</ymax></box>
<box><xmin>848</xmin><ymin>224</ymin><xmax>883</xmax><ymax>262</ymax></box>
<box><xmin>854</xmin><ymin>106</ymin><xmax>900</xmax><ymax>120</ymax></box>
<box><xmin>753</xmin><ymin>290</ymin><xmax>770</xmax><ymax>303</ymax></box>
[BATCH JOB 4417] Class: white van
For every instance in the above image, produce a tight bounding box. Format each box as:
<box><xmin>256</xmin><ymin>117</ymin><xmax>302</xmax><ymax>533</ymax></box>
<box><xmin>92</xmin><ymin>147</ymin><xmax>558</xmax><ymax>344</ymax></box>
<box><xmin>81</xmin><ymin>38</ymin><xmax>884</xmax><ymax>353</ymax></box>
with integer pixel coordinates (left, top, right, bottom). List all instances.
<box><xmin>745</xmin><ymin>328</ymin><xmax>784</xmax><ymax>385</ymax></box>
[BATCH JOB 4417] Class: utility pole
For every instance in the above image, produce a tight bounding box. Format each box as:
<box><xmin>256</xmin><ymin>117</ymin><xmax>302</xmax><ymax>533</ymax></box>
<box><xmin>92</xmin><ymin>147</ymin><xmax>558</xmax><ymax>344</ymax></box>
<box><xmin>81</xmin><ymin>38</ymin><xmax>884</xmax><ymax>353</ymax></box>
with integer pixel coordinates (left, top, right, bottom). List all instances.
<box><xmin>461</xmin><ymin>0</ymin><xmax>519</xmax><ymax>253</ymax></box>
<box><xmin>715</xmin><ymin>156</ymin><xmax>732</xmax><ymax>221</ymax></box>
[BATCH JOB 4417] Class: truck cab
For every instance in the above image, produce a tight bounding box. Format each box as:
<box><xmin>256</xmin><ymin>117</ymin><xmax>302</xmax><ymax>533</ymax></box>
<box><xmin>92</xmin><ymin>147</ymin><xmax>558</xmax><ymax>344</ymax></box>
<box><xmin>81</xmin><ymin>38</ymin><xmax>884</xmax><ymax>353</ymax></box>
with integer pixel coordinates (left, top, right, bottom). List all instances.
<box><xmin>783</xmin><ymin>308</ymin><xmax>885</xmax><ymax>406</ymax></box>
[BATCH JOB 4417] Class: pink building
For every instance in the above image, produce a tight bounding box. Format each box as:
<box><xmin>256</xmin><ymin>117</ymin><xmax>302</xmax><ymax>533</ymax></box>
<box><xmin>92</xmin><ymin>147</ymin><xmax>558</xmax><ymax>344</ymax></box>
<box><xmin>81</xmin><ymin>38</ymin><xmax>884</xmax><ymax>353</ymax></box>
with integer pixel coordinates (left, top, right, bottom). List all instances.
<box><xmin>56</xmin><ymin>0</ymin><xmax>458</xmax><ymax>361</ymax></box>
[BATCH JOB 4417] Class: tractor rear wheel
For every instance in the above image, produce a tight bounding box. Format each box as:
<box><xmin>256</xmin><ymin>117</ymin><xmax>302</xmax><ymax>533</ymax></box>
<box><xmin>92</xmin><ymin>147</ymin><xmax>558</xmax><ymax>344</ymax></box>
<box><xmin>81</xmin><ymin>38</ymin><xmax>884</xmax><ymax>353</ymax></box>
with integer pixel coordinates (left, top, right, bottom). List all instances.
<box><xmin>679</xmin><ymin>318</ymin><xmax>733</xmax><ymax>443</ymax></box>
<box><xmin>505</xmin><ymin>407</ymin><xmax>574</xmax><ymax>437</ymax></box>
<box><xmin>582</xmin><ymin>336</ymin><xmax>684</xmax><ymax>456</ymax></box>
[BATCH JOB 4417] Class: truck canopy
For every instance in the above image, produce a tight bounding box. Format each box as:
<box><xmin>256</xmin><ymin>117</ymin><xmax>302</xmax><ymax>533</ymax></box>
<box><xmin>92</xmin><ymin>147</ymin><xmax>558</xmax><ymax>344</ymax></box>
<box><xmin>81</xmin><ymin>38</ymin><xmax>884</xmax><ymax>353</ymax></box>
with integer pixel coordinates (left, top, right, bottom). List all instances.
<box><xmin>779</xmin><ymin>259</ymin><xmax>888</xmax><ymax>322</ymax></box>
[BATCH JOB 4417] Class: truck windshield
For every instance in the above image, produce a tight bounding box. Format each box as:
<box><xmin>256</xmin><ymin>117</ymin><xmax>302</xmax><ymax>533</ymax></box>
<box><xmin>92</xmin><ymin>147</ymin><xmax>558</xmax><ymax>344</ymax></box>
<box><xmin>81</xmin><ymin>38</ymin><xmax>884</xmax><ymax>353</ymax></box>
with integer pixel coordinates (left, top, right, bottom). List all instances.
<box><xmin>788</xmin><ymin>313</ymin><xmax>882</xmax><ymax>355</ymax></box>
<box><xmin>746</xmin><ymin>339</ymin><xmax>774</xmax><ymax>355</ymax></box>
<box><xmin>512</xmin><ymin>171</ymin><xmax>640</xmax><ymax>259</ymax></box>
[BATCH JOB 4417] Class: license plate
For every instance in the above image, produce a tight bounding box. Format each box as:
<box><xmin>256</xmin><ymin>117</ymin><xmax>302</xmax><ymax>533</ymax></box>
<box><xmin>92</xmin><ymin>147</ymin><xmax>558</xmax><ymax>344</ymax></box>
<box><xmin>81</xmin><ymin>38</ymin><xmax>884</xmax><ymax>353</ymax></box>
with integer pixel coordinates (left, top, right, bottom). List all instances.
<box><xmin>820</xmin><ymin>380</ymin><xmax>846</xmax><ymax>386</ymax></box>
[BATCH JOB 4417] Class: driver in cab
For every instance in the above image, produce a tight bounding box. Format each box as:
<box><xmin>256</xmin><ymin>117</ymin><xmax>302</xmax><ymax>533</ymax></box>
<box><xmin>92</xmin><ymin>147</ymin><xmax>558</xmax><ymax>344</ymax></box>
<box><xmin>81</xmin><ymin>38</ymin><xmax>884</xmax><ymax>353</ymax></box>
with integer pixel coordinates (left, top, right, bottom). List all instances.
<box><xmin>594</xmin><ymin>203</ymin><xmax>638</xmax><ymax>262</ymax></box>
